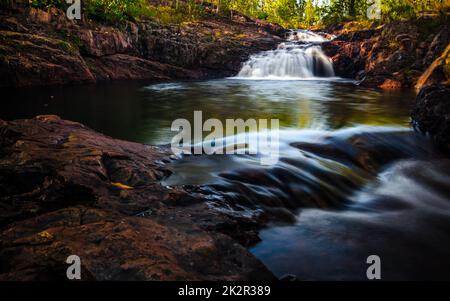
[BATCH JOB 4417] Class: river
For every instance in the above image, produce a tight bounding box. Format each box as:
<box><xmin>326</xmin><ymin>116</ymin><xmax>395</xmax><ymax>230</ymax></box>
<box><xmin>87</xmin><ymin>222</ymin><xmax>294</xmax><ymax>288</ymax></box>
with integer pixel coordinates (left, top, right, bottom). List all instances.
<box><xmin>1</xmin><ymin>30</ymin><xmax>449</xmax><ymax>280</ymax></box>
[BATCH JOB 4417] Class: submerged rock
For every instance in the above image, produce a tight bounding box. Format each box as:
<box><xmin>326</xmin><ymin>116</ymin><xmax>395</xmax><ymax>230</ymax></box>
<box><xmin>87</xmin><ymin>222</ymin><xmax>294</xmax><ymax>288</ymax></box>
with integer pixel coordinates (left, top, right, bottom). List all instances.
<box><xmin>0</xmin><ymin>115</ymin><xmax>274</xmax><ymax>280</ymax></box>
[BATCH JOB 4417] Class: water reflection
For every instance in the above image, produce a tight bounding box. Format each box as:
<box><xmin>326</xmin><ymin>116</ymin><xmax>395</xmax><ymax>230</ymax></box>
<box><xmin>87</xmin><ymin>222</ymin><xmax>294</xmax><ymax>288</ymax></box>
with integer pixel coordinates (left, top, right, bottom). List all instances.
<box><xmin>1</xmin><ymin>79</ymin><xmax>414</xmax><ymax>145</ymax></box>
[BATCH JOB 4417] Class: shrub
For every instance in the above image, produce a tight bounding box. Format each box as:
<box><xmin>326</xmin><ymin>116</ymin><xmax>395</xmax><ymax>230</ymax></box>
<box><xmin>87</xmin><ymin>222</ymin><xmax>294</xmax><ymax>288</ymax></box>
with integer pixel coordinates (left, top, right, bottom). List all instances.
<box><xmin>29</xmin><ymin>0</ymin><xmax>66</xmax><ymax>9</ymax></box>
<box><xmin>84</xmin><ymin>0</ymin><xmax>152</xmax><ymax>22</ymax></box>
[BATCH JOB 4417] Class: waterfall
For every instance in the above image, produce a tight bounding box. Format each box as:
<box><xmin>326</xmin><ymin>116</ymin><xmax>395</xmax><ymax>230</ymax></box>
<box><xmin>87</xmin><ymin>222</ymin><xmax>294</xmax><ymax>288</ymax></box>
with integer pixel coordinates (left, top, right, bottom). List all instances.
<box><xmin>236</xmin><ymin>30</ymin><xmax>335</xmax><ymax>79</ymax></box>
<box><xmin>286</xmin><ymin>29</ymin><xmax>334</xmax><ymax>42</ymax></box>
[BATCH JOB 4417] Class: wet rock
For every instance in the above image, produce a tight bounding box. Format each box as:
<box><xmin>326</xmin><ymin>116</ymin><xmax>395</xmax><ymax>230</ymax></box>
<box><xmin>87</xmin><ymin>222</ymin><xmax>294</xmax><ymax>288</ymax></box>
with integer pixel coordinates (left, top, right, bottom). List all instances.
<box><xmin>322</xmin><ymin>39</ymin><xmax>369</xmax><ymax>78</ymax></box>
<box><xmin>379</xmin><ymin>78</ymin><xmax>403</xmax><ymax>90</ymax></box>
<box><xmin>412</xmin><ymin>84</ymin><xmax>450</xmax><ymax>152</ymax></box>
<box><xmin>280</xmin><ymin>274</ymin><xmax>298</xmax><ymax>281</ymax></box>
<box><xmin>0</xmin><ymin>116</ymin><xmax>275</xmax><ymax>280</ymax></box>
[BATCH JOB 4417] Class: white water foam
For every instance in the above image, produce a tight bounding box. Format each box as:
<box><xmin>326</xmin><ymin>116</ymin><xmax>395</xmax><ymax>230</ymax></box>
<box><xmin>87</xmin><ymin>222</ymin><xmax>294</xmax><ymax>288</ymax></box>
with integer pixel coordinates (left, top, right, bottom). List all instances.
<box><xmin>235</xmin><ymin>30</ymin><xmax>335</xmax><ymax>80</ymax></box>
<box><xmin>286</xmin><ymin>29</ymin><xmax>334</xmax><ymax>43</ymax></box>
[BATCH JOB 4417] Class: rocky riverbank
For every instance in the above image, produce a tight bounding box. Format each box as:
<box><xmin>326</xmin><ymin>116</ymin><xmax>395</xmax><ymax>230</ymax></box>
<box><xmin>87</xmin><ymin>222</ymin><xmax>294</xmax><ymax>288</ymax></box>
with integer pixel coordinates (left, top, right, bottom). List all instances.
<box><xmin>1</xmin><ymin>5</ymin><xmax>449</xmax><ymax>281</ymax></box>
<box><xmin>319</xmin><ymin>17</ymin><xmax>449</xmax><ymax>149</ymax></box>
<box><xmin>0</xmin><ymin>6</ymin><xmax>283</xmax><ymax>88</ymax></box>
<box><xmin>1</xmin><ymin>7</ymin><xmax>448</xmax><ymax>91</ymax></box>
<box><xmin>321</xmin><ymin>17</ymin><xmax>449</xmax><ymax>90</ymax></box>
<box><xmin>0</xmin><ymin>115</ymin><xmax>275</xmax><ymax>280</ymax></box>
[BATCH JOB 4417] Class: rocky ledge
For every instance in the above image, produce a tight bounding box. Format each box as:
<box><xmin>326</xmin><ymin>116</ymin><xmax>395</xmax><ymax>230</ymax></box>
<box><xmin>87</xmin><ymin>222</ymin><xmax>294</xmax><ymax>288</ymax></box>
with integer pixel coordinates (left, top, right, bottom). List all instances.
<box><xmin>322</xmin><ymin>17</ymin><xmax>449</xmax><ymax>89</ymax></box>
<box><xmin>0</xmin><ymin>7</ymin><xmax>284</xmax><ymax>88</ymax></box>
<box><xmin>0</xmin><ymin>115</ymin><xmax>274</xmax><ymax>280</ymax></box>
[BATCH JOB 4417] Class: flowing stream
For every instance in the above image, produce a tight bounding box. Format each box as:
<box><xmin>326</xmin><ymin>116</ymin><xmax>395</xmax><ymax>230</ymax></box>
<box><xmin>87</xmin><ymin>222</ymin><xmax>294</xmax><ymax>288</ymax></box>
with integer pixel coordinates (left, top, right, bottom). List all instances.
<box><xmin>2</xmin><ymin>30</ymin><xmax>449</xmax><ymax>280</ymax></box>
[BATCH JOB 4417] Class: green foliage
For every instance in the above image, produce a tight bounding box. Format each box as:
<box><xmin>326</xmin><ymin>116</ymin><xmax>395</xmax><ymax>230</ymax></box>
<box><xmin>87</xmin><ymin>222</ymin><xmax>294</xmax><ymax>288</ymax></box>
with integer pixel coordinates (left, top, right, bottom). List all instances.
<box><xmin>209</xmin><ymin>0</ymin><xmax>448</xmax><ymax>28</ymax></box>
<box><xmin>319</xmin><ymin>0</ymin><xmax>371</xmax><ymax>24</ymax></box>
<box><xmin>7</xmin><ymin>0</ymin><xmax>449</xmax><ymax>27</ymax></box>
<box><xmin>266</xmin><ymin>0</ymin><xmax>303</xmax><ymax>28</ymax></box>
<box><xmin>304</xmin><ymin>0</ymin><xmax>316</xmax><ymax>26</ymax></box>
<box><xmin>29</xmin><ymin>0</ymin><xmax>66</xmax><ymax>9</ymax></box>
<box><xmin>380</xmin><ymin>0</ymin><xmax>449</xmax><ymax>21</ymax></box>
<box><xmin>143</xmin><ymin>3</ymin><xmax>206</xmax><ymax>25</ymax></box>
<box><xmin>256</xmin><ymin>11</ymin><xmax>269</xmax><ymax>20</ymax></box>
<box><xmin>83</xmin><ymin>0</ymin><xmax>153</xmax><ymax>22</ymax></box>
<box><xmin>380</xmin><ymin>0</ymin><xmax>417</xmax><ymax>21</ymax></box>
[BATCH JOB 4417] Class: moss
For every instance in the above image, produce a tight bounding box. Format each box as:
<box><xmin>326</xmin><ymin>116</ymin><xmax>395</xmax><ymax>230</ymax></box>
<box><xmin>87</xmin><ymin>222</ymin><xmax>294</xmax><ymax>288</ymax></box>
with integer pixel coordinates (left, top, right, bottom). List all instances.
<box><xmin>29</xmin><ymin>0</ymin><xmax>66</xmax><ymax>10</ymax></box>
<box><xmin>0</xmin><ymin>31</ymin><xmax>80</xmax><ymax>55</ymax></box>
<box><xmin>387</xmin><ymin>39</ymin><xmax>399</xmax><ymax>50</ymax></box>
<box><xmin>58</xmin><ymin>40</ymin><xmax>77</xmax><ymax>54</ymax></box>
<box><xmin>49</xmin><ymin>30</ymin><xmax>83</xmax><ymax>53</ymax></box>
<box><xmin>83</xmin><ymin>1</ymin><xmax>205</xmax><ymax>25</ymax></box>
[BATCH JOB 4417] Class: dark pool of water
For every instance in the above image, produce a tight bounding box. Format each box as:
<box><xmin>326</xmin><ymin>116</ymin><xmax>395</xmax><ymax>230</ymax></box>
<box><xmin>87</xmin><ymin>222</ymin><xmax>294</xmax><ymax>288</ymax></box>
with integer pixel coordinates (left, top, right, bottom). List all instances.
<box><xmin>1</xmin><ymin>78</ymin><xmax>414</xmax><ymax>144</ymax></box>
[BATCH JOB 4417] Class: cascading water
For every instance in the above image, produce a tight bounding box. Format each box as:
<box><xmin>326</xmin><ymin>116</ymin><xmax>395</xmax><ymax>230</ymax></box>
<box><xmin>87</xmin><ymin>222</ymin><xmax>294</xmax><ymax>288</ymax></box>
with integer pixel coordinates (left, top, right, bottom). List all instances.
<box><xmin>286</xmin><ymin>29</ymin><xmax>333</xmax><ymax>42</ymax></box>
<box><xmin>236</xmin><ymin>30</ymin><xmax>335</xmax><ymax>79</ymax></box>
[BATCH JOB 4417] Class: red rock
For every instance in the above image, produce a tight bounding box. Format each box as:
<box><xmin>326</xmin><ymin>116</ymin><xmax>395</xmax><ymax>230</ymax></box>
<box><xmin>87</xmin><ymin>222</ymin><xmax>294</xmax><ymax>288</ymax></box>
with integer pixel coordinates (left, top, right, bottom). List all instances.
<box><xmin>27</xmin><ymin>8</ymin><xmax>52</xmax><ymax>24</ymax></box>
<box><xmin>0</xmin><ymin>8</ymin><xmax>283</xmax><ymax>88</ymax></box>
<box><xmin>78</xmin><ymin>28</ymin><xmax>134</xmax><ymax>57</ymax></box>
<box><xmin>380</xmin><ymin>78</ymin><xmax>403</xmax><ymax>89</ymax></box>
<box><xmin>322</xmin><ymin>18</ymin><xmax>448</xmax><ymax>90</ymax></box>
<box><xmin>0</xmin><ymin>116</ymin><xmax>274</xmax><ymax>281</ymax></box>
<box><xmin>0</xmin><ymin>30</ymin><xmax>96</xmax><ymax>87</ymax></box>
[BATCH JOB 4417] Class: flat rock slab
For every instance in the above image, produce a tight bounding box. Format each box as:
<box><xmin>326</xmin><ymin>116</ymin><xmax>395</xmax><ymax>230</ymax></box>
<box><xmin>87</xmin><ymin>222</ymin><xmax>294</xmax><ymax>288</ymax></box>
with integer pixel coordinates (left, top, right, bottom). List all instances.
<box><xmin>0</xmin><ymin>115</ymin><xmax>274</xmax><ymax>281</ymax></box>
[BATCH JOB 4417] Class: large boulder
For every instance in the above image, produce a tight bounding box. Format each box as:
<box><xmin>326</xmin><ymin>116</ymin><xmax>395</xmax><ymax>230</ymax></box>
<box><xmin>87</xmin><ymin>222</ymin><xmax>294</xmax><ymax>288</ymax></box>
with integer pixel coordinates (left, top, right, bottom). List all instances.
<box><xmin>412</xmin><ymin>85</ymin><xmax>450</xmax><ymax>152</ymax></box>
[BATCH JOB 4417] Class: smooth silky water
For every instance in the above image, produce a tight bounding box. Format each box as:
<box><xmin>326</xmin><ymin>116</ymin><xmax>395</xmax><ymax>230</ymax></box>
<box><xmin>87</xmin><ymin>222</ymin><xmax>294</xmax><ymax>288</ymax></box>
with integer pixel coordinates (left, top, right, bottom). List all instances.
<box><xmin>2</xmin><ymin>31</ymin><xmax>449</xmax><ymax>280</ymax></box>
